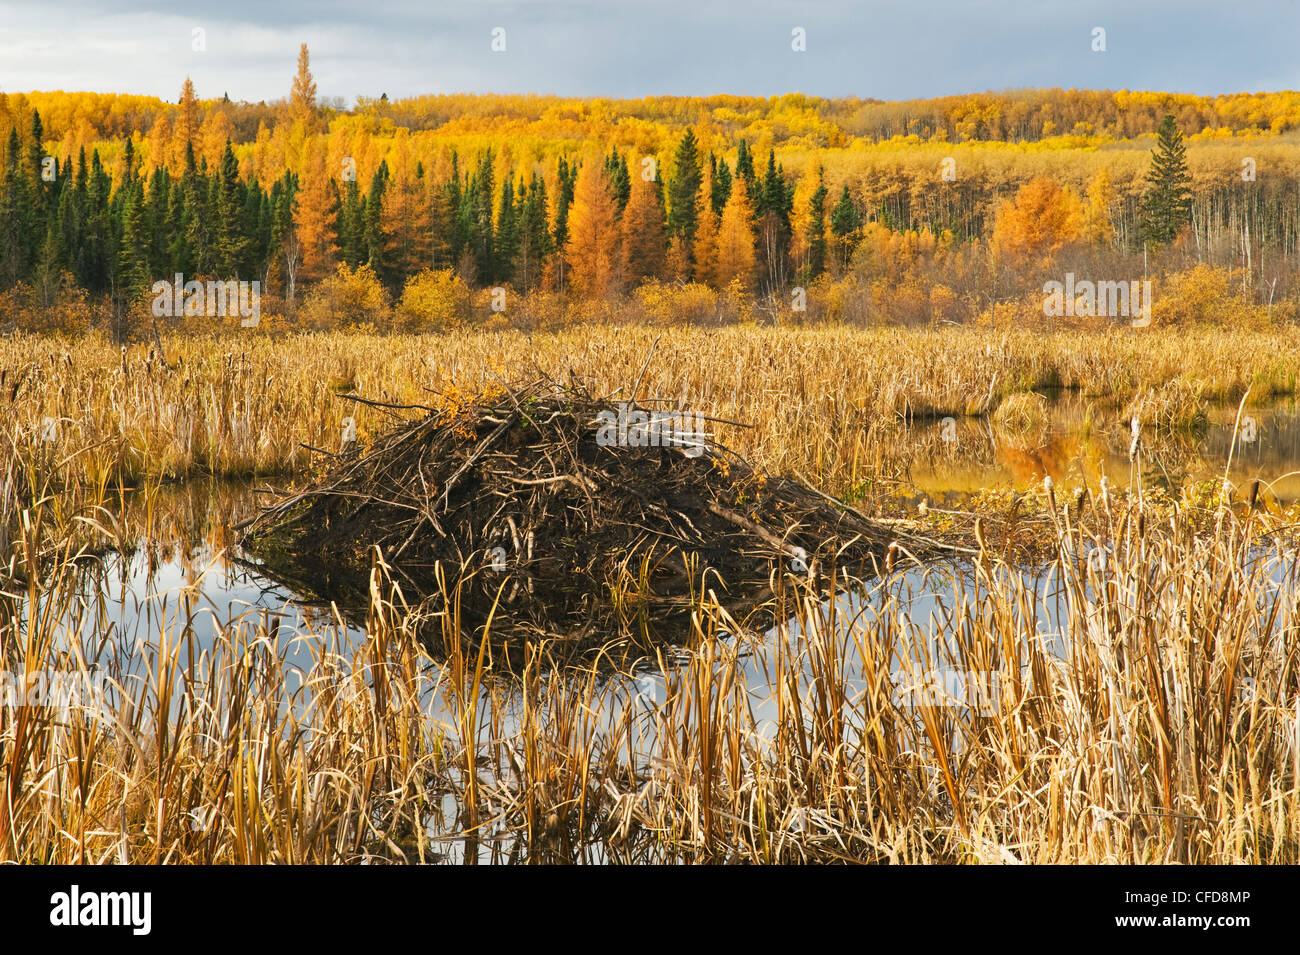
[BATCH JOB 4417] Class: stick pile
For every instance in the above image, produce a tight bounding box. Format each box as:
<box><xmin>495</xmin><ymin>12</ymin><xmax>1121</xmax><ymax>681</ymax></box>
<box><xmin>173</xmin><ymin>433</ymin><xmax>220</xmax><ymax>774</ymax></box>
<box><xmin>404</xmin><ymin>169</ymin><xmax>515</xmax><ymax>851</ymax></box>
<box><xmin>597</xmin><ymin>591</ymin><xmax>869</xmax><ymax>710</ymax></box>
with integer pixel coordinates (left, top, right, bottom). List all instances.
<box><xmin>242</xmin><ymin>378</ymin><xmax>947</xmax><ymax>654</ymax></box>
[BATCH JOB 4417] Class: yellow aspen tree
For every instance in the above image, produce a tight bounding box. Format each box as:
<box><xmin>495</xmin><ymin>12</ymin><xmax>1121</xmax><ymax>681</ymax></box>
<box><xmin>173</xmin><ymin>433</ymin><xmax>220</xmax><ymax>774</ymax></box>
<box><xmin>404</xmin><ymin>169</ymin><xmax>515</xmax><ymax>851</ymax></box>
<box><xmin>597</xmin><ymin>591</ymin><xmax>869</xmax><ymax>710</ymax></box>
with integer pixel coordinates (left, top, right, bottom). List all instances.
<box><xmin>251</xmin><ymin>121</ymin><xmax>273</xmax><ymax>189</ymax></box>
<box><xmin>1083</xmin><ymin>168</ymin><xmax>1116</xmax><ymax>247</ymax></box>
<box><xmin>200</xmin><ymin>110</ymin><xmax>234</xmax><ymax>168</ymax></box>
<box><xmin>144</xmin><ymin>114</ymin><xmax>172</xmax><ymax>175</ymax></box>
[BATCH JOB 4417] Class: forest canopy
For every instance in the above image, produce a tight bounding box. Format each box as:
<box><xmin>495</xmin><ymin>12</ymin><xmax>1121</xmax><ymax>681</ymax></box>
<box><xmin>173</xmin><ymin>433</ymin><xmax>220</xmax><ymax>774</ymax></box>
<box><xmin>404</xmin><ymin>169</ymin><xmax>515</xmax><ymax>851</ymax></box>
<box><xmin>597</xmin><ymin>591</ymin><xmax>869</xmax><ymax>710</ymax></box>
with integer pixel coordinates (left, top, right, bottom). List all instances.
<box><xmin>1</xmin><ymin>48</ymin><xmax>1297</xmax><ymax>336</ymax></box>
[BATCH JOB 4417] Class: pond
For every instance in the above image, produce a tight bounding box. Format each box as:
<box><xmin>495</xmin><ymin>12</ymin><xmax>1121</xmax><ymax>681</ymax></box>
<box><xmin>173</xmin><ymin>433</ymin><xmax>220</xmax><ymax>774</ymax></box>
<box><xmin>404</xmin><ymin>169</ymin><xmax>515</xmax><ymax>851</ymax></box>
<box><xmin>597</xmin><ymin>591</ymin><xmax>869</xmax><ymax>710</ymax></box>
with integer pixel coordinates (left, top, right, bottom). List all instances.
<box><xmin>44</xmin><ymin>388</ymin><xmax>1300</xmax><ymax>695</ymax></box>
<box><xmin>25</xmin><ymin>425</ymin><xmax>1300</xmax><ymax>859</ymax></box>
<box><xmin>906</xmin><ymin>389</ymin><xmax>1300</xmax><ymax>503</ymax></box>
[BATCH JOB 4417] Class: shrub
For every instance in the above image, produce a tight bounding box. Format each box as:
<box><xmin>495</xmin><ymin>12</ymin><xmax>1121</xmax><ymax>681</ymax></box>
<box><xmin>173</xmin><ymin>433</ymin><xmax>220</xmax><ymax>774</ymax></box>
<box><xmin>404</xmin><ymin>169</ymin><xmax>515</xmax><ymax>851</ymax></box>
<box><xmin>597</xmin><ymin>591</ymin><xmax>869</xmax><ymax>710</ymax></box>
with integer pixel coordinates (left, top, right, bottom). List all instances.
<box><xmin>396</xmin><ymin>269</ymin><xmax>472</xmax><ymax>331</ymax></box>
<box><xmin>298</xmin><ymin>263</ymin><xmax>390</xmax><ymax>330</ymax></box>
<box><xmin>1153</xmin><ymin>264</ymin><xmax>1268</xmax><ymax>328</ymax></box>
<box><xmin>634</xmin><ymin>280</ymin><xmax>719</xmax><ymax>325</ymax></box>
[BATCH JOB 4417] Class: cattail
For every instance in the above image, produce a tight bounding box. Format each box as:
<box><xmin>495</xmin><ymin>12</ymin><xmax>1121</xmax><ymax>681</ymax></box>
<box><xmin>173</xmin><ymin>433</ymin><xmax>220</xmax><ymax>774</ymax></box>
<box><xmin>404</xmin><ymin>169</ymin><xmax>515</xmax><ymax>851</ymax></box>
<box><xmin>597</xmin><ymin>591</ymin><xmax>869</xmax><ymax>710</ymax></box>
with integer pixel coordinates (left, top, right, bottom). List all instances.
<box><xmin>1043</xmin><ymin>475</ymin><xmax>1056</xmax><ymax>513</ymax></box>
<box><xmin>1249</xmin><ymin>478</ymin><xmax>1260</xmax><ymax>511</ymax></box>
<box><xmin>1129</xmin><ymin>416</ymin><xmax>1142</xmax><ymax>461</ymax></box>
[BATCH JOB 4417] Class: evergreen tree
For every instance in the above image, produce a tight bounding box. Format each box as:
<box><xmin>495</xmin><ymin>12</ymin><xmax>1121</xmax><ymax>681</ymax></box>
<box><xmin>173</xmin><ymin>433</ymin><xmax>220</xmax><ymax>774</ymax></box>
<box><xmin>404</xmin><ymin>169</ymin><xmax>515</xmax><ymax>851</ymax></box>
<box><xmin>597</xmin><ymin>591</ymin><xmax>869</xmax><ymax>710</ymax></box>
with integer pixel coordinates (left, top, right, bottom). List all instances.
<box><xmin>550</xmin><ymin>157</ymin><xmax>578</xmax><ymax>290</ymax></box>
<box><xmin>363</xmin><ymin>161</ymin><xmax>389</xmax><ymax>276</ymax></box>
<box><xmin>604</xmin><ymin>148</ymin><xmax>631</xmax><ymax>214</ymax></box>
<box><xmin>804</xmin><ymin>166</ymin><xmax>829</xmax><ymax>280</ymax></box>
<box><xmin>421</xmin><ymin>163</ymin><xmax>454</xmax><ymax>272</ymax></box>
<box><xmin>166</xmin><ymin>161</ymin><xmax>193</xmax><ymax>276</ymax></box>
<box><xmin>830</xmin><ymin>184</ymin><xmax>861</xmax><ymax>270</ymax></box>
<box><xmin>0</xmin><ymin>129</ymin><xmax>30</xmax><ymax>288</ymax></box>
<box><xmin>552</xmin><ymin>156</ymin><xmax>577</xmax><ymax>250</ymax></box>
<box><xmin>182</xmin><ymin>144</ymin><xmax>213</xmax><ymax>275</ymax></box>
<box><xmin>146</xmin><ymin>166</ymin><xmax>172</xmax><ymax>275</ymax></box>
<box><xmin>117</xmin><ymin>178</ymin><xmax>151</xmax><ymax>295</ymax></box>
<box><xmin>58</xmin><ymin>151</ymin><xmax>89</xmax><ymax>280</ymax></box>
<box><xmin>444</xmin><ymin>152</ymin><xmax>468</xmax><ymax>267</ymax></box>
<box><xmin>214</xmin><ymin>140</ymin><xmax>249</xmax><ymax>277</ymax></box>
<box><xmin>710</xmin><ymin>155</ymin><xmax>732</xmax><ymax>216</ymax></box>
<box><xmin>666</xmin><ymin>130</ymin><xmax>702</xmax><ymax>245</ymax></box>
<box><xmin>734</xmin><ymin>139</ymin><xmax>757</xmax><ymax>201</ymax></box>
<box><xmin>26</xmin><ymin>110</ymin><xmax>48</xmax><ymax>249</ymax></box>
<box><xmin>337</xmin><ymin>176</ymin><xmax>365</xmax><ymax>266</ymax></box>
<box><xmin>1140</xmin><ymin>114</ymin><xmax>1193</xmax><ymax>247</ymax></box>
<box><xmin>78</xmin><ymin>150</ymin><xmax>114</xmax><ymax>294</ymax></box>
<box><xmin>494</xmin><ymin>176</ymin><xmax>520</xmax><ymax>284</ymax></box>
<box><xmin>755</xmin><ymin>149</ymin><xmax>793</xmax><ymax>290</ymax></box>
<box><xmin>467</xmin><ymin>151</ymin><xmax>495</xmax><ymax>283</ymax></box>
<box><xmin>517</xmin><ymin>172</ymin><xmax>552</xmax><ymax>290</ymax></box>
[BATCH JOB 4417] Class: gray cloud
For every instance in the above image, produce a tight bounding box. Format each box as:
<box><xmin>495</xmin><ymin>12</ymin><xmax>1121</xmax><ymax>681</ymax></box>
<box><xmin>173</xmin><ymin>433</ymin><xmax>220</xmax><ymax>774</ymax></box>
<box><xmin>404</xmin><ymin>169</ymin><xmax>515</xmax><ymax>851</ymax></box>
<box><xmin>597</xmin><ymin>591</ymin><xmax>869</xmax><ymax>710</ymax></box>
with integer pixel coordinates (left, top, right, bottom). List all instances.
<box><xmin>0</xmin><ymin>0</ymin><xmax>1295</xmax><ymax>103</ymax></box>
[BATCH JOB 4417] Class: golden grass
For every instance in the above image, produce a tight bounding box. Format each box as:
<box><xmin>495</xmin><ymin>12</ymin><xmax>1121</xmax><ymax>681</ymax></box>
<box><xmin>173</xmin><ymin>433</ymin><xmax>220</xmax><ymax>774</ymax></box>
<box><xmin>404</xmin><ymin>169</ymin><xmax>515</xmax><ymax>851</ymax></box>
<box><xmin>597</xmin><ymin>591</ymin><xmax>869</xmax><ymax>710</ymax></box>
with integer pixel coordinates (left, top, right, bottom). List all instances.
<box><xmin>2</xmin><ymin>324</ymin><xmax>1300</xmax><ymax>863</ymax></box>
<box><xmin>3</xmin><ymin>474</ymin><xmax>1298</xmax><ymax>862</ymax></box>
<box><xmin>2</xmin><ymin>324</ymin><xmax>1296</xmax><ymax>499</ymax></box>
<box><xmin>992</xmin><ymin>391</ymin><xmax>1050</xmax><ymax>438</ymax></box>
<box><xmin>1122</xmin><ymin>379</ymin><xmax>1211</xmax><ymax>433</ymax></box>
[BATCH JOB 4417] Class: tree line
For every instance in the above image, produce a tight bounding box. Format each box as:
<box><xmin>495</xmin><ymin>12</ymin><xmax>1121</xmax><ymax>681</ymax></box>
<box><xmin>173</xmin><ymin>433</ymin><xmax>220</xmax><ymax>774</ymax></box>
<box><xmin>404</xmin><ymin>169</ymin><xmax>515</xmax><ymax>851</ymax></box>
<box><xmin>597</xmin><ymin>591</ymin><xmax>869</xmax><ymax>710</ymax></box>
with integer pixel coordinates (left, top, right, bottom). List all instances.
<box><xmin>0</xmin><ymin>45</ymin><xmax>1295</xmax><ymax>335</ymax></box>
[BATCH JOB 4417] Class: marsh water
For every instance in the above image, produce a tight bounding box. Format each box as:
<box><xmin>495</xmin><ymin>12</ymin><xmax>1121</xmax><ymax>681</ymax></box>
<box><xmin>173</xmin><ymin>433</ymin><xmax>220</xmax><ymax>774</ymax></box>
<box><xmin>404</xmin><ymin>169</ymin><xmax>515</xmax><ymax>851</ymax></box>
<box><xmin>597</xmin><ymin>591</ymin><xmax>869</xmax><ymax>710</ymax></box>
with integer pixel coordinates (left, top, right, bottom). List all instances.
<box><xmin>33</xmin><ymin>388</ymin><xmax>1300</xmax><ymax>857</ymax></box>
<box><xmin>56</xmin><ymin>387</ymin><xmax>1300</xmax><ymax>676</ymax></box>
<box><xmin>908</xmin><ymin>389</ymin><xmax>1300</xmax><ymax>503</ymax></box>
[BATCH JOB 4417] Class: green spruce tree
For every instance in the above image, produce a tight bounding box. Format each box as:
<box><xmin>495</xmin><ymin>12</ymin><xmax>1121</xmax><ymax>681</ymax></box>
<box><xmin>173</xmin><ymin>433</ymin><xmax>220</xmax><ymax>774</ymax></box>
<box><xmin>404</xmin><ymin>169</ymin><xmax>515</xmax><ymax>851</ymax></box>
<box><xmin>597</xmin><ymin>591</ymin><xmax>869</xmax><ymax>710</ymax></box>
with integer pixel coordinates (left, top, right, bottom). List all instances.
<box><xmin>1140</xmin><ymin>115</ymin><xmax>1193</xmax><ymax>247</ymax></box>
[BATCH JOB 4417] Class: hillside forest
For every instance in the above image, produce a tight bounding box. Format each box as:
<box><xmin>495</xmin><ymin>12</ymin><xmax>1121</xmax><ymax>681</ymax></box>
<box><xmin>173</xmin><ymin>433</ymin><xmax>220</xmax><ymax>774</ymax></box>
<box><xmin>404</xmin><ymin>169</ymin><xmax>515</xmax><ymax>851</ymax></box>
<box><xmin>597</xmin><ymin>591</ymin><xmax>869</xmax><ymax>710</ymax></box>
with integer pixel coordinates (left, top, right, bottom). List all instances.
<box><xmin>1</xmin><ymin>45</ymin><xmax>1298</xmax><ymax>335</ymax></box>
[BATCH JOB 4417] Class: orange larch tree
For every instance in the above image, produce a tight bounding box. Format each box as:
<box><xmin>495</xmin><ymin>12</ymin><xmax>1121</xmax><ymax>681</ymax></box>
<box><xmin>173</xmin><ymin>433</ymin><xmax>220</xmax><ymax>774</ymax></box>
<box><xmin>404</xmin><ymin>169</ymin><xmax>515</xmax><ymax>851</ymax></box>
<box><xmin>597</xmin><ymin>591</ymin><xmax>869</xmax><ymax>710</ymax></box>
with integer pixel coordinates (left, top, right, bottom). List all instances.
<box><xmin>172</xmin><ymin>77</ymin><xmax>200</xmax><ymax>175</ymax></box>
<box><xmin>564</xmin><ymin>155</ymin><xmax>620</xmax><ymax>299</ymax></box>
<box><xmin>290</xmin><ymin>44</ymin><xmax>319</xmax><ymax>131</ymax></box>
<box><xmin>619</xmin><ymin>168</ymin><xmax>668</xmax><ymax>286</ymax></box>
<box><xmin>690</xmin><ymin>179</ymin><xmax>718</xmax><ymax>287</ymax></box>
<box><xmin>294</xmin><ymin>137</ymin><xmax>339</xmax><ymax>283</ymax></box>
<box><xmin>991</xmin><ymin>175</ymin><xmax>1083</xmax><ymax>263</ymax></box>
<box><xmin>714</xmin><ymin>178</ymin><xmax>757</xmax><ymax>290</ymax></box>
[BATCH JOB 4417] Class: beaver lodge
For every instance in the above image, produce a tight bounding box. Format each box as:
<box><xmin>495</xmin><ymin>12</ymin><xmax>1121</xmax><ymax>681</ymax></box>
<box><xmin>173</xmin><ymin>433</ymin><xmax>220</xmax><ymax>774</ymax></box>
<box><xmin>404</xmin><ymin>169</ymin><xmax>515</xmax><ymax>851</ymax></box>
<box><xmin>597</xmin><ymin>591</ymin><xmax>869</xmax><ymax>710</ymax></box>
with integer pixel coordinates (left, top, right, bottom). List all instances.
<box><xmin>240</xmin><ymin>376</ymin><xmax>958</xmax><ymax>660</ymax></box>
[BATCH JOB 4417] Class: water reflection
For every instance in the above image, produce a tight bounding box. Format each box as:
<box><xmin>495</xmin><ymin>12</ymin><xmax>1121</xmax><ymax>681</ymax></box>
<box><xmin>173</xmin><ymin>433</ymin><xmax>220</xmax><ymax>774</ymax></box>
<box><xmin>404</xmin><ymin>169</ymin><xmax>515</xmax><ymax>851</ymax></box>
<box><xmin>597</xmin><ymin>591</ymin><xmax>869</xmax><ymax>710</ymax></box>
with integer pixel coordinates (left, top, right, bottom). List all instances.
<box><xmin>33</xmin><ymin>470</ymin><xmax>1300</xmax><ymax>861</ymax></box>
<box><xmin>907</xmin><ymin>390</ymin><xmax>1300</xmax><ymax>502</ymax></box>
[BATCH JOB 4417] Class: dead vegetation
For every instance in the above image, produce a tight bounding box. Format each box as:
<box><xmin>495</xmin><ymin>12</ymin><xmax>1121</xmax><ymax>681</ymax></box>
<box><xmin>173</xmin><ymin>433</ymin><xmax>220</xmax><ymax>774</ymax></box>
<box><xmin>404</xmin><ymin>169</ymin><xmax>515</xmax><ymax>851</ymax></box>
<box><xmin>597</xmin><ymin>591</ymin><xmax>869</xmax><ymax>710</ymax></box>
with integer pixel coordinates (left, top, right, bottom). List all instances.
<box><xmin>240</xmin><ymin>376</ymin><xmax>959</xmax><ymax>658</ymax></box>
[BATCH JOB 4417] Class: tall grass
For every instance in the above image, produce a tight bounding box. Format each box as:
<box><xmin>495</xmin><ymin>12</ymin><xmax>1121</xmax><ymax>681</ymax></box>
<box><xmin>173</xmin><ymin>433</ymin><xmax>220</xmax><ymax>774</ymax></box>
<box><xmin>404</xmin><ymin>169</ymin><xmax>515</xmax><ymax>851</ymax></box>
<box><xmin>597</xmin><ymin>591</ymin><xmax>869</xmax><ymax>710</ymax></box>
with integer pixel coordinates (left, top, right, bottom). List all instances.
<box><xmin>2</xmin><ymin>467</ymin><xmax>1297</xmax><ymax>862</ymax></box>
<box><xmin>2</xmin><ymin>324</ymin><xmax>1298</xmax><ymax>863</ymax></box>
<box><xmin>3</xmin><ymin>325</ymin><xmax>1298</xmax><ymax>503</ymax></box>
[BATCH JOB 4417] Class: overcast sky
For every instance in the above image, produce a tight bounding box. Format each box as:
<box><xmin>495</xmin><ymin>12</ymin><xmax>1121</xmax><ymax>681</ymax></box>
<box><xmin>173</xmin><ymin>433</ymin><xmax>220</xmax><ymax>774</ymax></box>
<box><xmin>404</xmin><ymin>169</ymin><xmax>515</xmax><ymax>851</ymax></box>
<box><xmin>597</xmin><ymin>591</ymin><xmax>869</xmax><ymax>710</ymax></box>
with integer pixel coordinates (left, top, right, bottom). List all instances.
<box><xmin>1</xmin><ymin>0</ymin><xmax>1296</xmax><ymax>104</ymax></box>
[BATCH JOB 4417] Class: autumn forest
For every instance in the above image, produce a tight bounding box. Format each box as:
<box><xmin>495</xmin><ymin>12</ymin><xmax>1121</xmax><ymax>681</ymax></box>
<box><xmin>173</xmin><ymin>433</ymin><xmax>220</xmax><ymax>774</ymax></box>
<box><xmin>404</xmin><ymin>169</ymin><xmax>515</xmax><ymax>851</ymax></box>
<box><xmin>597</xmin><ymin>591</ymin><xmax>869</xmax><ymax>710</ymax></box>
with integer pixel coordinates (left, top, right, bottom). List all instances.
<box><xmin>0</xmin><ymin>44</ymin><xmax>1297</xmax><ymax>335</ymax></box>
<box><xmin>6</xmin><ymin>5</ymin><xmax>1300</xmax><ymax>881</ymax></box>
